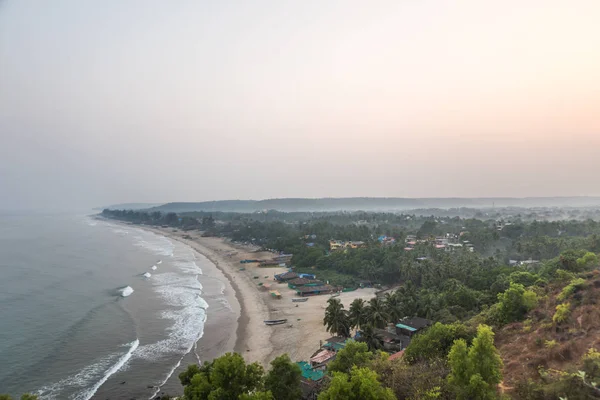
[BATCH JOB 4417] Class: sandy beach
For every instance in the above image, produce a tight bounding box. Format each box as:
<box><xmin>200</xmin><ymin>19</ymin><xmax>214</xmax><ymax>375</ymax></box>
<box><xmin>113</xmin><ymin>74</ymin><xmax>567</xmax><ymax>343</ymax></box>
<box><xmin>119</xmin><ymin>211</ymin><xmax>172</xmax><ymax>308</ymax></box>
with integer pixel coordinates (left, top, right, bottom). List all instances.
<box><xmin>141</xmin><ymin>226</ymin><xmax>378</xmax><ymax>367</ymax></box>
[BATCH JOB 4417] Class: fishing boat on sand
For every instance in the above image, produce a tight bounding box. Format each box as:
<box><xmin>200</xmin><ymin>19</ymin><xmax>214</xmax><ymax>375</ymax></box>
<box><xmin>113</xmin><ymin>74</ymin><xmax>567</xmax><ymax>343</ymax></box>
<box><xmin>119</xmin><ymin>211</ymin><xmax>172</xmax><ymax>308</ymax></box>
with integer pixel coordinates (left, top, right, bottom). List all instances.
<box><xmin>264</xmin><ymin>319</ymin><xmax>287</xmax><ymax>325</ymax></box>
<box><xmin>292</xmin><ymin>298</ymin><xmax>308</xmax><ymax>302</ymax></box>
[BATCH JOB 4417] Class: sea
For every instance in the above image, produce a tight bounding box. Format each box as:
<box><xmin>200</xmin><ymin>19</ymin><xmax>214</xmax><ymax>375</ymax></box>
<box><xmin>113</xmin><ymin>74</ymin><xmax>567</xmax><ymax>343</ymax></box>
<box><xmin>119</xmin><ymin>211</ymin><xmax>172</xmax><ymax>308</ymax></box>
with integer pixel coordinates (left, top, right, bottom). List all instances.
<box><xmin>0</xmin><ymin>212</ymin><xmax>237</xmax><ymax>399</ymax></box>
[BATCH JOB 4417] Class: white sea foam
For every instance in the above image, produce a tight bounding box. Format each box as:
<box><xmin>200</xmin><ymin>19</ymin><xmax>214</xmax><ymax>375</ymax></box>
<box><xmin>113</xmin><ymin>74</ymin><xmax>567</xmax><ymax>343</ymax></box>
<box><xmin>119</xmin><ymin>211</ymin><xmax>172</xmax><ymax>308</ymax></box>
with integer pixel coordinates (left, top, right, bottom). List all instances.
<box><xmin>142</xmin><ymin>272</ymin><xmax>152</xmax><ymax>278</ymax></box>
<box><xmin>110</xmin><ymin>228</ymin><xmax>129</xmax><ymax>236</ymax></box>
<box><xmin>119</xmin><ymin>286</ymin><xmax>134</xmax><ymax>297</ymax></box>
<box><xmin>135</xmin><ymin>265</ymin><xmax>207</xmax><ymax>363</ymax></box>
<box><xmin>36</xmin><ymin>340</ymin><xmax>139</xmax><ymax>400</ymax></box>
<box><xmin>174</xmin><ymin>259</ymin><xmax>202</xmax><ymax>275</ymax></box>
<box><xmin>132</xmin><ymin>233</ymin><xmax>174</xmax><ymax>257</ymax></box>
<box><xmin>76</xmin><ymin>339</ymin><xmax>139</xmax><ymax>400</ymax></box>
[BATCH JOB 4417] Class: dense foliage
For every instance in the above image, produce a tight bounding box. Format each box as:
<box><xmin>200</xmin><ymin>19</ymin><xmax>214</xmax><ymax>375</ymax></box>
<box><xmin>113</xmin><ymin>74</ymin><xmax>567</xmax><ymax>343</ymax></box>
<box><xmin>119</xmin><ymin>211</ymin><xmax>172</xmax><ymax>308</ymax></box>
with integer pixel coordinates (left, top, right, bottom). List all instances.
<box><xmin>318</xmin><ymin>367</ymin><xmax>396</xmax><ymax>400</ymax></box>
<box><xmin>447</xmin><ymin>325</ymin><xmax>503</xmax><ymax>400</ymax></box>
<box><xmin>179</xmin><ymin>352</ymin><xmax>302</xmax><ymax>400</ymax></box>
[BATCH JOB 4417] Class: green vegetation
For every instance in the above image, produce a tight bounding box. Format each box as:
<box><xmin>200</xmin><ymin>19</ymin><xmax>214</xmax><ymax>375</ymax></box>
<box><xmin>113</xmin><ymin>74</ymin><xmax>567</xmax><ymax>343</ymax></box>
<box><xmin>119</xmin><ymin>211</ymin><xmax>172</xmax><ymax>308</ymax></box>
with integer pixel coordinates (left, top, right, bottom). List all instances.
<box><xmin>557</xmin><ymin>278</ymin><xmax>587</xmax><ymax>301</ymax></box>
<box><xmin>552</xmin><ymin>302</ymin><xmax>571</xmax><ymax>324</ymax></box>
<box><xmin>0</xmin><ymin>395</ymin><xmax>38</xmax><ymax>400</ymax></box>
<box><xmin>318</xmin><ymin>367</ymin><xmax>396</xmax><ymax>400</ymax></box>
<box><xmin>403</xmin><ymin>322</ymin><xmax>475</xmax><ymax>364</ymax></box>
<box><xmin>447</xmin><ymin>325</ymin><xmax>503</xmax><ymax>400</ymax></box>
<box><xmin>323</xmin><ymin>298</ymin><xmax>350</xmax><ymax>337</ymax></box>
<box><xmin>327</xmin><ymin>341</ymin><xmax>374</xmax><ymax>374</ymax></box>
<box><xmin>179</xmin><ymin>352</ymin><xmax>302</xmax><ymax>400</ymax></box>
<box><xmin>264</xmin><ymin>355</ymin><xmax>302</xmax><ymax>400</ymax></box>
<box><xmin>493</xmin><ymin>282</ymin><xmax>538</xmax><ymax>324</ymax></box>
<box><xmin>179</xmin><ymin>353</ymin><xmax>268</xmax><ymax>399</ymax></box>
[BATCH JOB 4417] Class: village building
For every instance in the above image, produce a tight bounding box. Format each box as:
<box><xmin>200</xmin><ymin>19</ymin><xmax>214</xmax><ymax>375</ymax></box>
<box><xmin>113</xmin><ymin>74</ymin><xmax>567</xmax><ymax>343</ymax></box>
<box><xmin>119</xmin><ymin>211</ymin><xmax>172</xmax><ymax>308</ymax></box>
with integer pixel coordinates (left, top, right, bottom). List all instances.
<box><xmin>295</xmin><ymin>285</ymin><xmax>335</xmax><ymax>297</ymax></box>
<box><xmin>287</xmin><ymin>278</ymin><xmax>324</xmax><ymax>289</ymax></box>
<box><xmin>396</xmin><ymin>317</ymin><xmax>432</xmax><ymax>338</ymax></box>
<box><xmin>274</xmin><ymin>271</ymin><xmax>299</xmax><ymax>282</ymax></box>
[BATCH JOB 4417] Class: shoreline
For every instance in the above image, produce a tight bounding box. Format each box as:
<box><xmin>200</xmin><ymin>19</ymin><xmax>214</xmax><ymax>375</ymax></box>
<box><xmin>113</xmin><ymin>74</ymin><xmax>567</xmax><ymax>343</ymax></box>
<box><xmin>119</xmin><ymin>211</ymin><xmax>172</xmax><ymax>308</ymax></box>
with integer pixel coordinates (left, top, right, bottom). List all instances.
<box><xmin>102</xmin><ymin>218</ymin><xmax>378</xmax><ymax>368</ymax></box>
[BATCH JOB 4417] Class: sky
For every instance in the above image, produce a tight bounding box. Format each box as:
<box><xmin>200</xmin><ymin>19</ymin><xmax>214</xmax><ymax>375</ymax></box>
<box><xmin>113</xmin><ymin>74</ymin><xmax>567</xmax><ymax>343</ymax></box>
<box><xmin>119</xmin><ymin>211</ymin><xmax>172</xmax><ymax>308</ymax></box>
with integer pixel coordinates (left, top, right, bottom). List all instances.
<box><xmin>1</xmin><ymin>0</ymin><xmax>600</xmax><ymax>210</ymax></box>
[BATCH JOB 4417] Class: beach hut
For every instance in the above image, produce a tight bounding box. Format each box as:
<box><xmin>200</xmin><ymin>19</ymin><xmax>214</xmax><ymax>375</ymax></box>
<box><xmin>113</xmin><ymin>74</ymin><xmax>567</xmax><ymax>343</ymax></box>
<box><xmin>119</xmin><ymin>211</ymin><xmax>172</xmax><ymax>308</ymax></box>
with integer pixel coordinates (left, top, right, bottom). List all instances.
<box><xmin>309</xmin><ymin>349</ymin><xmax>336</xmax><ymax>367</ymax></box>
<box><xmin>287</xmin><ymin>278</ymin><xmax>324</xmax><ymax>289</ymax></box>
<box><xmin>322</xmin><ymin>336</ymin><xmax>347</xmax><ymax>352</ymax></box>
<box><xmin>274</xmin><ymin>271</ymin><xmax>299</xmax><ymax>282</ymax></box>
<box><xmin>295</xmin><ymin>285</ymin><xmax>335</xmax><ymax>297</ymax></box>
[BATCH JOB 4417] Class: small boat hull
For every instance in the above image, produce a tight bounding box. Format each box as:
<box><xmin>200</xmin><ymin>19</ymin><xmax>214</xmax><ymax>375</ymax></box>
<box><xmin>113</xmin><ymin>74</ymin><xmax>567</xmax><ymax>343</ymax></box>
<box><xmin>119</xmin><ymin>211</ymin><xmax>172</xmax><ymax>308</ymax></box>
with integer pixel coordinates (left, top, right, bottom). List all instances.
<box><xmin>292</xmin><ymin>298</ymin><xmax>308</xmax><ymax>302</ymax></box>
<box><xmin>264</xmin><ymin>319</ymin><xmax>288</xmax><ymax>325</ymax></box>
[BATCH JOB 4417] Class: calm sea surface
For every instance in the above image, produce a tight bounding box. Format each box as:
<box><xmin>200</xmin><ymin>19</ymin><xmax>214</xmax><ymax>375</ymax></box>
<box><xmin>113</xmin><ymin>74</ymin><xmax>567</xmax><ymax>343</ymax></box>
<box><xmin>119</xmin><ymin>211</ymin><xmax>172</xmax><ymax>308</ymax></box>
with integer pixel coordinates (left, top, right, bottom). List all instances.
<box><xmin>0</xmin><ymin>212</ymin><xmax>233</xmax><ymax>399</ymax></box>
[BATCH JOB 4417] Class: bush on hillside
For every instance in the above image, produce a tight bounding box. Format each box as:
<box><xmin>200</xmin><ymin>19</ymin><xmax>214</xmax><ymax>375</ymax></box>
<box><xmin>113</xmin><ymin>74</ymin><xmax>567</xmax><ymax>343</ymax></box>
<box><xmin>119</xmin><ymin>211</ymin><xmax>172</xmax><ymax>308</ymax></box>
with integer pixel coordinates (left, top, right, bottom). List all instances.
<box><xmin>552</xmin><ymin>302</ymin><xmax>571</xmax><ymax>324</ymax></box>
<box><xmin>403</xmin><ymin>322</ymin><xmax>475</xmax><ymax>364</ymax></box>
<box><xmin>557</xmin><ymin>278</ymin><xmax>587</xmax><ymax>301</ymax></box>
<box><xmin>494</xmin><ymin>283</ymin><xmax>538</xmax><ymax>324</ymax></box>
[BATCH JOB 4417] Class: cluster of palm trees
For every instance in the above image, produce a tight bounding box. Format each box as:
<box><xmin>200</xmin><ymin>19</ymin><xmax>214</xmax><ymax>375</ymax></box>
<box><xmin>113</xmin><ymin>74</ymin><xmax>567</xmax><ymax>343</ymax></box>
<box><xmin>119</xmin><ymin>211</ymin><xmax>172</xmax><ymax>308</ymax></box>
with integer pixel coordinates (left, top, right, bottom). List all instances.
<box><xmin>323</xmin><ymin>290</ymin><xmax>419</xmax><ymax>350</ymax></box>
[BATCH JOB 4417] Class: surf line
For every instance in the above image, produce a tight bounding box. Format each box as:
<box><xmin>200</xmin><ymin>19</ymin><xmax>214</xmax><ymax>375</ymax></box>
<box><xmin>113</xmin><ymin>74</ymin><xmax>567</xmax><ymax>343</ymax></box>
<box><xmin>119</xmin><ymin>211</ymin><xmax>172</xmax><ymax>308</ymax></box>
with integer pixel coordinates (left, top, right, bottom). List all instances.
<box><xmin>81</xmin><ymin>339</ymin><xmax>140</xmax><ymax>400</ymax></box>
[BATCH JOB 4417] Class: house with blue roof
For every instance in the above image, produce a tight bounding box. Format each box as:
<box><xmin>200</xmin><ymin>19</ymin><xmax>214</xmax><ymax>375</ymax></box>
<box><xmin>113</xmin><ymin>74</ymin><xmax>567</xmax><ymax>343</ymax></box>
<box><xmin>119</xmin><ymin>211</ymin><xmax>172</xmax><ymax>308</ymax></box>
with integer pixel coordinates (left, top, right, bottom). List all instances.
<box><xmin>395</xmin><ymin>317</ymin><xmax>432</xmax><ymax>337</ymax></box>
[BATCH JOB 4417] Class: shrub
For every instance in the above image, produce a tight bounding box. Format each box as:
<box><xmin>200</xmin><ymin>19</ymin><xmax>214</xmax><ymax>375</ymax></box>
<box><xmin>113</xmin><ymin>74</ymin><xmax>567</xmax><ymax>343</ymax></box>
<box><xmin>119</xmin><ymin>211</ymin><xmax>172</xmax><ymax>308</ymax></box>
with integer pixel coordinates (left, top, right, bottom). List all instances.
<box><xmin>582</xmin><ymin>348</ymin><xmax>600</xmax><ymax>379</ymax></box>
<box><xmin>509</xmin><ymin>271</ymin><xmax>539</xmax><ymax>287</ymax></box>
<box><xmin>553</xmin><ymin>303</ymin><xmax>571</xmax><ymax>324</ymax></box>
<box><xmin>496</xmin><ymin>283</ymin><xmax>538</xmax><ymax>324</ymax></box>
<box><xmin>540</xmin><ymin>322</ymin><xmax>553</xmax><ymax>330</ymax></box>
<box><xmin>545</xmin><ymin>340</ymin><xmax>558</xmax><ymax>349</ymax></box>
<box><xmin>403</xmin><ymin>322</ymin><xmax>475</xmax><ymax>364</ymax></box>
<box><xmin>555</xmin><ymin>269</ymin><xmax>575</xmax><ymax>282</ymax></box>
<box><xmin>557</xmin><ymin>278</ymin><xmax>586</xmax><ymax>301</ymax></box>
<box><xmin>576</xmin><ymin>252</ymin><xmax>599</xmax><ymax>270</ymax></box>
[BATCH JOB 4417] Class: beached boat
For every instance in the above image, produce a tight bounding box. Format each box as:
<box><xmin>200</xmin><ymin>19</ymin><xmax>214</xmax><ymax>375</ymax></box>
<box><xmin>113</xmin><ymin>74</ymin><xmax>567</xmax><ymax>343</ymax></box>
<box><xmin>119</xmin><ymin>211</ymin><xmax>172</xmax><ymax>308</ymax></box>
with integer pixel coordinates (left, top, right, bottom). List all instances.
<box><xmin>330</xmin><ymin>293</ymin><xmax>340</xmax><ymax>298</ymax></box>
<box><xmin>264</xmin><ymin>319</ymin><xmax>288</xmax><ymax>325</ymax></box>
<box><xmin>292</xmin><ymin>298</ymin><xmax>308</xmax><ymax>302</ymax></box>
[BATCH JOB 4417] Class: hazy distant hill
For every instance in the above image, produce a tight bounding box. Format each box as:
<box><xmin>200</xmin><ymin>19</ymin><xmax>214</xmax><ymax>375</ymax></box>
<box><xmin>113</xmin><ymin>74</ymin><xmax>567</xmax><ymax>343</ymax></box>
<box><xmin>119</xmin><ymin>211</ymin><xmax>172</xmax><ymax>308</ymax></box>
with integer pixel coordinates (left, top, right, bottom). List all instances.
<box><xmin>99</xmin><ymin>203</ymin><xmax>163</xmax><ymax>211</ymax></box>
<box><xmin>143</xmin><ymin>197</ymin><xmax>600</xmax><ymax>213</ymax></box>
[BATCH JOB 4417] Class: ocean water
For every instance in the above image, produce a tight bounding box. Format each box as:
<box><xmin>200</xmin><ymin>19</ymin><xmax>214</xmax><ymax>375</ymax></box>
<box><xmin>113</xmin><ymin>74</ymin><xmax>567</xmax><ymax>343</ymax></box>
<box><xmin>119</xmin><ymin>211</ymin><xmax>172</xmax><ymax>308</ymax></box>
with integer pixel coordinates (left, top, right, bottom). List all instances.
<box><xmin>0</xmin><ymin>212</ymin><xmax>235</xmax><ymax>399</ymax></box>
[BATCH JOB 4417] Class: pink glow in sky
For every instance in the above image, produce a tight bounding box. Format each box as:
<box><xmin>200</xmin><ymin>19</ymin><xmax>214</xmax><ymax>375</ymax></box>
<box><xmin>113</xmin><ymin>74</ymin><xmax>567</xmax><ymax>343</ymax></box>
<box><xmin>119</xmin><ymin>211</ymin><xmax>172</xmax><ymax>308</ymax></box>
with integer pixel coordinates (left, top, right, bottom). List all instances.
<box><xmin>1</xmin><ymin>0</ymin><xmax>599</xmax><ymax>209</ymax></box>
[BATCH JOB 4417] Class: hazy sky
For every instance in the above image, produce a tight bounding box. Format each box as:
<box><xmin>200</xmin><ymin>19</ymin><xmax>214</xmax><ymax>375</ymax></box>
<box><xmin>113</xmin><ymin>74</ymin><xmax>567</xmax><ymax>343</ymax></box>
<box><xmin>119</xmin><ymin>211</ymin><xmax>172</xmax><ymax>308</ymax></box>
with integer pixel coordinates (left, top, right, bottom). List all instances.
<box><xmin>2</xmin><ymin>0</ymin><xmax>600</xmax><ymax>210</ymax></box>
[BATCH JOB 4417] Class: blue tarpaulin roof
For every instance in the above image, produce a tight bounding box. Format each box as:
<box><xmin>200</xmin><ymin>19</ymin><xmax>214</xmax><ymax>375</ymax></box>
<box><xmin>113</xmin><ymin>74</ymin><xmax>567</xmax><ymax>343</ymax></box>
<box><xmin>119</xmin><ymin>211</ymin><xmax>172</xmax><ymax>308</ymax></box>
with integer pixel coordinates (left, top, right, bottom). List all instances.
<box><xmin>323</xmin><ymin>341</ymin><xmax>346</xmax><ymax>351</ymax></box>
<box><xmin>395</xmin><ymin>323</ymin><xmax>417</xmax><ymax>332</ymax></box>
<box><xmin>297</xmin><ymin>361</ymin><xmax>324</xmax><ymax>381</ymax></box>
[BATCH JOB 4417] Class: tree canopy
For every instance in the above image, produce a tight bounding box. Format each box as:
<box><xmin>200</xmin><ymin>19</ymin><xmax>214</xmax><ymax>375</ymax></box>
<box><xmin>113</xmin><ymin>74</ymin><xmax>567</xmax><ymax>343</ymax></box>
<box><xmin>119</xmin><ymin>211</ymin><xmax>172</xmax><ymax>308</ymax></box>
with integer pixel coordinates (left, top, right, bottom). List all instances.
<box><xmin>180</xmin><ymin>353</ymin><xmax>267</xmax><ymax>400</ymax></box>
<box><xmin>448</xmin><ymin>325</ymin><xmax>503</xmax><ymax>400</ymax></box>
<box><xmin>264</xmin><ymin>354</ymin><xmax>302</xmax><ymax>400</ymax></box>
<box><xmin>318</xmin><ymin>367</ymin><xmax>396</xmax><ymax>400</ymax></box>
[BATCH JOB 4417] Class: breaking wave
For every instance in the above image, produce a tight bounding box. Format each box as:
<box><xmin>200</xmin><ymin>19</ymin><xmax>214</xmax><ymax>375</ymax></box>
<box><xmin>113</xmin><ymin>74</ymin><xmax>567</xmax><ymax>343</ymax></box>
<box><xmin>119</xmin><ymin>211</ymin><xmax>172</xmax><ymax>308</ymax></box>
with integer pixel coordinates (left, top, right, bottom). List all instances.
<box><xmin>132</xmin><ymin>233</ymin><xmax>174</xmax><ymax>257</ymax></box>
<box><xmin>37</xmin><ymin>339</ymin><xmax>139</xmax><ymax>400</ymax></box>
<box><xmin>118</xmin><ymin>286</ymin><xmax>134</xmax><ymax>297</ymax></box>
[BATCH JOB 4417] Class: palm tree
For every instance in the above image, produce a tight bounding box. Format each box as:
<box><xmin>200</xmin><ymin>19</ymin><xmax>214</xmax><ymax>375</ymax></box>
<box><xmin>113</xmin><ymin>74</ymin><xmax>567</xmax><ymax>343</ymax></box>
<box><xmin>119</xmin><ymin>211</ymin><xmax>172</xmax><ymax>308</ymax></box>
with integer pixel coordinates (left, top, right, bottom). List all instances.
<box><xmin>323</xmin><ymin>298</ymin><xmax>350</xmax><ymax>337</ymax></box>
<box><xmin>358</xmin><ymin>324</ymin><xmax>382</xmax><ymax>351</ymax></box>
<box><xmin>348</xmin><ymin>298</ymin><xmax>367</xmax><ymax>331</ymax></box>
<box><xmin>366</xmin><ymin>296</ymin><xmax>389</xmax><ymax>329</ymax></box>
<box><xmin>384</xmin><ymin>292</ymin><xmax>402</xmax><ymax>323</ymax></box>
